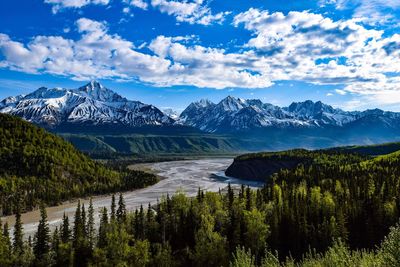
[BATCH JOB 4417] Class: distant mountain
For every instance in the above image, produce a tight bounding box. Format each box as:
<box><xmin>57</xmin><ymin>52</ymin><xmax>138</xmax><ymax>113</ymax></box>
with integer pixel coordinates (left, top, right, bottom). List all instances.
<box><xmin>0</xmin><ymin>81</ymin><xmax>173</xmax><ymax>129</ymax></box>
<box><xmin>163</xmin><ymin>108</ymin><xmax>180</xmax><ymax>120</ymax></box>
<box><xmin>179</xmin><ymin>96</ymin><xmax>400</xmax><ymax>134</ymax></box>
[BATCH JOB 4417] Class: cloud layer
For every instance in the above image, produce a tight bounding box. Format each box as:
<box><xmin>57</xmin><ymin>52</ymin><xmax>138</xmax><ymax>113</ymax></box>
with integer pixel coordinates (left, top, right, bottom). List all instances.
<box><xmin>1</xmin><ymin>6</ymin><xmax>400</xmax><ymax>105</ymax></box>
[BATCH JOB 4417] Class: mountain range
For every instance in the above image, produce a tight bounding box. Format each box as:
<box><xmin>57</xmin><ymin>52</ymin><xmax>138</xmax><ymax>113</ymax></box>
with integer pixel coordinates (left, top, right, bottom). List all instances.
<box><xmin>0</xmin><ymin>81</ymin><xmax>173</xmax><ymax>128</ymax></box>
<box><xmin>179</xmin><ymin>96</ymin><xmax>400</xmax><ymax>133</ymax></box>
<box><xmin>2</xmin><ymin>81</ymin><xmax>400</xmax><ymax>150</ymax></box>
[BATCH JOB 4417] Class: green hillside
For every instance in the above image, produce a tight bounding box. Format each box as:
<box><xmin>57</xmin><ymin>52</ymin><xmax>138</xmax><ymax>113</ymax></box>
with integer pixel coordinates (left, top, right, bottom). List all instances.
<box><xmin>326</xmin><ymin>141</ymin><xmax>400</xmax><ymax>156</ymax></box>
<box><xmin>225</xmin><ymin>146</ymin><xmax>400</xmax><ymax>258</ymax></box>
<box><xmin>0</xmin><ymin>114</ymin><xmax>158</xmax><ymax>215</ymax></box>
<box><xmin>60</xmin><ymin>133</ymin><xmax>262</xmax><ymax>157</ymax></box>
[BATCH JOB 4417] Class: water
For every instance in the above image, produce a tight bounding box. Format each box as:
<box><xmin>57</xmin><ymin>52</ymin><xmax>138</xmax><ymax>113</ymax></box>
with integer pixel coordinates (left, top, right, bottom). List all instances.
<box><xmin>1</xmin><ymin>158</ymin><xmax>263</xmax><ymax>237</ymax></box>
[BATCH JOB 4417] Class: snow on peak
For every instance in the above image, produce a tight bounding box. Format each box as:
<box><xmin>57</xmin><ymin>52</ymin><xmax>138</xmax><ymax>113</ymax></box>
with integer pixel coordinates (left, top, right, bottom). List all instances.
<box><xmin>77</xmin><ymin>81</ymin><xmax>125</xmax><ymax>102</ymax></box>
<box><xmin>0</xmin><ymin>81</ymin><xmax>174</xmax><ymax>127</ymax></box>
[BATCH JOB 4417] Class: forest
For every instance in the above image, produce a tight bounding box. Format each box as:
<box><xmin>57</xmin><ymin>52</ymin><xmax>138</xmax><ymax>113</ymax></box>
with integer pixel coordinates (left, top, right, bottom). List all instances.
<box><xmin>0</xmin><ymin>188</ymin><xmax>399</xmax><ymax>266</ymax></box>
<box><xmin>1</xmin><ymin>145</ymin><xmax>400</xmax><ymax>265</ymax></box>
<box><xmin>0</xmin><ymin>114</ymin><xmax>158</xmax><ymax>215</ymax></box>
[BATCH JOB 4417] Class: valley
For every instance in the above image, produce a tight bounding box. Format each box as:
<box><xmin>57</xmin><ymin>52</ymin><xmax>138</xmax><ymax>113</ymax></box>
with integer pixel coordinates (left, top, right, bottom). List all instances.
<box><xmin>1</xmin><ymin>158</ymin><xmax>262</xmax><ymax>237</ymax></box>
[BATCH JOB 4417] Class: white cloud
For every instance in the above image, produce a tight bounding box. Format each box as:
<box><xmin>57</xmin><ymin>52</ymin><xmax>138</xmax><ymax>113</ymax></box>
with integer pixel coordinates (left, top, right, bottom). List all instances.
<box><xmin>45</xmin><ymin>0</ymin><xmax>229</xmax><ymax>25</ymax></box>
<box><xmin>0</xmin><ymin>18</ymin><xmax>270</xmax><ymax>88</ymax></box>
<box><xmin>232</xmin><ymin>8</ymin><xmax>400</xmax><ymax>104</ymax></box>
<box><xmin>149</xmin><ymin>0</ymin><xmax>229</xmax><ymax>25</ymax></box>
<box><xmin>322</xmin><ymin>0</ymin><xmax>400</xmax><ymax>25</ymax></box>
<box><xmin>125</xmin><ymin>0</ymin><xmax>148</xmax><ymax>10</ymax></box>
<box><xmin>335</xmin><ymin>89</ymin><xmax>347</xmax><ymax>95</ymax></box>
<box><xmin>44</xmin><ymin>0</ymin><xmax>110</xmax><ymax>13</ymax></box>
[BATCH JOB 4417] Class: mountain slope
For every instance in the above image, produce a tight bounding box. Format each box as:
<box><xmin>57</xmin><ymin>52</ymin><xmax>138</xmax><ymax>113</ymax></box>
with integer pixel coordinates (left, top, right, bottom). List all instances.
<box><xmin>0</xmin><ymin>113</ymin><xmax>158</xmax><ymax>215</ymax></box>
<box><xmin>0</xmin><ymin>81</ymin><xmax>174</xmax><ymax>128</ymax></box>
<box><xmin>179</xmin><ymin>96</ymin><xmax>400</xmax><ymax>134</ymax></box>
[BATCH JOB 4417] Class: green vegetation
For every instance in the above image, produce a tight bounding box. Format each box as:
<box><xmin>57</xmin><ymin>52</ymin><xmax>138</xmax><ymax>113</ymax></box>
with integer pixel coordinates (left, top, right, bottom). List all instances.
<box><xmin>59</xmin><ymin>133</ymin><xmax>268</xmax><ymax>158</ymax></box>
<box><xmin>228</xmin><ymin>148</ymin><xmax>400</xmax><ymax>257</ymax></box>
<box><xmin>0</xmin><ymin>190</ymin><xmax>399</xmax><ymax>266</ymax></box>
<box><xmin>0</xmin><ymin>114</ymin><xmax>159</xmax><ymax>215</ymax></box>
<box><xmin>326</xmin><ymin>141</ymin><xmax>400</xmax><ymax>156</ymax></box>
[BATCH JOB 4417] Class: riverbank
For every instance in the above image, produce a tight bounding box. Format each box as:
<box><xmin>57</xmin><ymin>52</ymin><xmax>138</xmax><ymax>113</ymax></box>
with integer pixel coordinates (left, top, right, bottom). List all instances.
<box><xmin>1</xmin><ymin>158</ymin><xmax>263</xmax><ymax>237</ymax></box>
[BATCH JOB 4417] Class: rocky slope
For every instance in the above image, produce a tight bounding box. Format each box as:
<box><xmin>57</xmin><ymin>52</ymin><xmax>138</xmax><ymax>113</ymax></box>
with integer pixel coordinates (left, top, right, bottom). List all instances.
<box><xmin>0</xmin><ymin>81</ymin><xmax>174</xmax><ymax>128</ymax></box>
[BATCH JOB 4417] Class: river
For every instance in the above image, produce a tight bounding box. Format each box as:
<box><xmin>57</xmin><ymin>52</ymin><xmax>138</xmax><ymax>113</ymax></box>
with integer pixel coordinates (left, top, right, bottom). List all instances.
<box><xmin>1</xmin><ymin>158</ymin><xmax>263</xmax><ymax>237</ymax></box>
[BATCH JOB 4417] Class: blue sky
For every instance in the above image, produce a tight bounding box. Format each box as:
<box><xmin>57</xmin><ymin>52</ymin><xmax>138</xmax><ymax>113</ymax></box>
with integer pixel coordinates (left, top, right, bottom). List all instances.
<box><xmin>1</xmin><ymin>0</ymin><xmax>400</xmax><ymax>112</ymax></box>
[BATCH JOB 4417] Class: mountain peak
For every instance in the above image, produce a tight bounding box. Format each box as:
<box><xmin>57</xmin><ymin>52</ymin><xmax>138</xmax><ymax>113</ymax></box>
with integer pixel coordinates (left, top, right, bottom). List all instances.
<box><xmin>79</xmin><ymin>80</ymin><xmax>104</xmax><ymax>92</ymax></box>
<box><xmin>219</xmin><ymin>95</ymin><xmax>246</xmax><ymax>111</ymax></box>
<box><xmin>194</xmin><ymin>99</ymin><xmax>214</xmax><ymax>108</ymax></box>
<box><xmin>77</xmin><ymin>81</ymin><xmax>124</xmax><ymax>102</ymax></box>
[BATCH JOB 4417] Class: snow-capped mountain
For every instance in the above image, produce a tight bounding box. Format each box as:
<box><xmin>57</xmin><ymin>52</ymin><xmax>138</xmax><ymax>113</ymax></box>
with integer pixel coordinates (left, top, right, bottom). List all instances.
<box><xmin>162</xmin><ymin>108</ymin><xmax>180</xmax><ymax>120</ymax></box>
<box><xmin>179</xmin><ymin>96</ymin><xmax>400</xmax><ymax>133</ymax></box>
<box><xmin>0</xmin><ymin>81</ymin><xmax>174</xmax><ymax>128</ymax></box>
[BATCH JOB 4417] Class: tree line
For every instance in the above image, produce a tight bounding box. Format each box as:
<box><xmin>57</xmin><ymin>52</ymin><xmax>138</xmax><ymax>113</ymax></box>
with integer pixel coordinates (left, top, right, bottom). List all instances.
<box><xmin>0</xmin><ymin>186</ymin><xmax>399</xmax><ymax>266</ymax></box>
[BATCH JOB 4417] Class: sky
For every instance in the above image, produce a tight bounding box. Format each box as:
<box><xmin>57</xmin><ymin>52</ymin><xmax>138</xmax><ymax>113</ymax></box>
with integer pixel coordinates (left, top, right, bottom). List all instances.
<box><xmin>1</xmin><ymin>0</ymin><xmax>400</xmax><ymax>112</ymax></box>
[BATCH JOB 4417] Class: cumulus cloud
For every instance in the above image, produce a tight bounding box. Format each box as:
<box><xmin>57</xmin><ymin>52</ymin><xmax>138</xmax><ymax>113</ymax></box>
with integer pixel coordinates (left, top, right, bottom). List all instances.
<box><xmin>233</xmin><ymin>8</ymin><xmax>400</xmax><ymax>103</ymax></box>
<box><xmin>44</xmin><ymin>0</ymin><xmax>110</xmax><ymax>13</ymax></box>
<box><xmin>321</xmin><ymin>0</ymin><xmax>400</xmax><ymax>25</ymax></box>
<box><xmin>148</xmin><ymin>35</ymin><xmax>272</xmax><ymax>88</ymax></box>
<box><xmin>0</xmin><ymin>18</ymin><xmax>270</xmax><ymax>88</ymax></box>
<box><xmin>128</xmin><ymin>0</ymin><xmax>229</xmax><ymax>25</ymax></box>
<box><xmin>2</xmin><ymin>8</ymin><xmax>400</xmax><ymax>104</ymax></box>
<box><xmin>45</xmin><ymin>0</ymin><xmax>228</xmax><ymax>25</ymax></box>
<box><xmin>124</xmin><ymin>0</ymin><xmax>148</xmax><ymax>10</ymax></box>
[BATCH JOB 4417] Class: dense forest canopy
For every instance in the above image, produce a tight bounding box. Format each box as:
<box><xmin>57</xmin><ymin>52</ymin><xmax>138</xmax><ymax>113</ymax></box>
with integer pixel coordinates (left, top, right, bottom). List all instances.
<box><xmin>0</xmin><ymin>190</ymin><xmax>399</xmax><ymax>266</ymax></box>
<box><xmin>0</xmin><ymin>114</ymin><xmax>158</xmax><ymax>215</ymax></box>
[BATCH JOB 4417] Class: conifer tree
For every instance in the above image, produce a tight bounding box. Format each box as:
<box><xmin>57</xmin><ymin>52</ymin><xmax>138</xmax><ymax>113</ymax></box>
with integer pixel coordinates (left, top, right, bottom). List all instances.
<box><xmin>111</xmin><ymin>194</ymin><xmax>116</xmax><ymax>221</ymax></box>
<box><xmin>116</xmin><ymin>193</ymin><xmax>126</xmax><ymax>223</ymax></box>
<box><xmin>33</xmin><ymin>204</ymin><xmax>50</xmax><ymax>260</ymax></box>
<box><xmin>73</xmin><ymin>201</ymin><xmax>82</xmax><ymax>248</ymax></box>
<box><xmin>51</xmin><ymin>227</ymin><xmax>60</xmax><ymax>255</ymax></box>
<box><xmin>2</xmin><ymin>222</ymin><xmax>10</xmax><ymax>252</ymax></box>
<box><xmin>13</xmin><ymin>202</ymin><xmax>24</xmax><ymax>255</ymax></box>
<box><xmin>98</xmin><ymin>207</ymin><xmax>109</xmax><ymax>248</ymax></box>
<box><xmin>87</xmin><ymin>198</ymin><xmax>95</xmax><ymax>248</ymax></box>
<box><xmin>61</xmin><ymin>213</ymin><xmax>70</xmax><ymax>243</ymax></box>
<box><xmin>81</xmin><ymin>204</ymin><xmax>87</xmax><ymax>235</ymax></box>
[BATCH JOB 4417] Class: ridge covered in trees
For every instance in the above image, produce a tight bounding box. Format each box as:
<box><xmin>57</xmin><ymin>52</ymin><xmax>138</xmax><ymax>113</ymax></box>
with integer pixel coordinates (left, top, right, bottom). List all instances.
<box><xmin>0</xmin><ymin>114</ymin><xmax>158</xmax><ymax>215</ymax></box>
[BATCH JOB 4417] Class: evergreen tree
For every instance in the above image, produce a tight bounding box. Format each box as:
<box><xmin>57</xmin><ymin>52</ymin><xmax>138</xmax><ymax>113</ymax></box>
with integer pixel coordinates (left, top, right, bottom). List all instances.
<box><xmin>98</xmin><ymin>207</ymin><xmax>109</xmax><ymax>248</ymax></box>
<box><xmin>13</xmin><ymin>202</ymin><xmax>24</xmax><ymax>255</ymax></box>
<box><xmin>33</xmin><ymin>204</ymin><xmax>50</xmax><ymax>260</ymax></box>
<box><xmin>61</xmin><ymin>213</ymin><xmax>70</xmax><ymax>243</ymax></box>
<box><xmin>51</xmin><ymin>227</ymin><xmax>60</xmax><ymax>252</ymax></box>
<box><xmin>2</xmin><ymin>222</ymin><xmax>11</xmax><ymax>252</ymax></box>
<box><xmin>87</xmin><ymin>198</ymin><xmax>95</xmax><ymax>248</ymax></box>
<box><xmin>81</xmin><ymin>203</ymin><xmax>87</xmax><ymax>235</ymax></box>
<box><xmin>111</xmin><ymin>194</ymin><xmax>116</xmax><ymax>221</ymax></box>
<box><xmin>116</xmin><ymin>193</ymin><xmax>126</xmax><ymax>223</ymax></box>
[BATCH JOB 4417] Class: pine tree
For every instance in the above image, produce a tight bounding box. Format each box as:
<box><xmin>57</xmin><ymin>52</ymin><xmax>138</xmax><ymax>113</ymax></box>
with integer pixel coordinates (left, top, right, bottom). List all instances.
<box><xmin>98</xmin><ymin>207</ymin><xmax>109</xmax><ymax>248</ymax></box>
<box><xmin>73</xmin><ymin>201</ymin><xmax>82</xmax><ymax>248</ymax></box>
<box><xmin>61</xmin><ymin>213</ymin><xmax>70</xmax><ymax>243</ymax></box>
<box><xmin>138</xmin><ymin>205</ymin><xmax>145</xmax><ymax>240</ymax></box>
<box><xmin>117</xmin><ymin>193</ymin><xmax>126</xmax><ymax>223</ymax></box>
<box><xmin>33</xmin><ymin>204</ymin><xmax>50</xmax><ymax>259</ymax></box>
<box><xmin>87</xmin><ymin>198</ymin><xmax>95</xmax><ymax>248</ymax></box>
<box><xmin>51</xmin><ymin>227</ymin><xmax>60</xmax><ymax>252</ymax></box>
<box><xmin>81</xmin><ymin>204</ymin><xmax>87</xmax><ymax>235</ymax></box>
<box><xmin>111</xmin><ymin>194</ymin><xmax>116</xmax><ymax>222</ymax></box>
<box><xmin>13</xmin><ymin>202</ymin><xmax>24</xmax><ymax>255</ymax></box>
<box><xmin>2</xmin><ymin>222</ymin><xmax>11</xmax><ymax>251</ymax></box>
